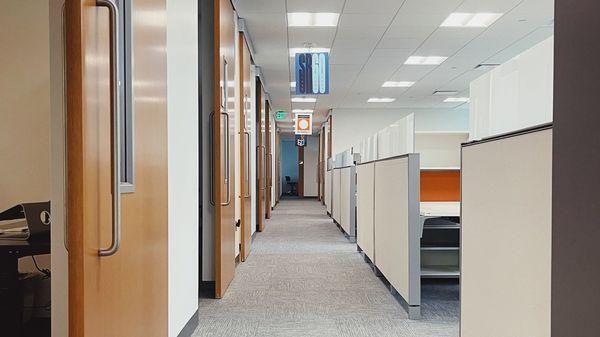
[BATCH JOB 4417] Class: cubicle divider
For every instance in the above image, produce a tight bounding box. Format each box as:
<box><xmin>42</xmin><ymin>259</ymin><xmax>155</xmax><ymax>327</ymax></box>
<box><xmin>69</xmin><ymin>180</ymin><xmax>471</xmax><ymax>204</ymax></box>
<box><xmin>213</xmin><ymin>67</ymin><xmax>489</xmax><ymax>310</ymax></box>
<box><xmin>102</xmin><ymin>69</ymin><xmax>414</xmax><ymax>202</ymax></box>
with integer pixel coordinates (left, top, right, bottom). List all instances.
<box><xmin>355</xmin><ymin>154</ymin><xmax>422</xmax><ymax>318</ymax></box>
<box><xmin>356</xmin><ymin>162</ymin><xmax>375</xmax><ymax>261</ymax></box>
<box><xmin>338</xmin><ymin>165</ymin><xmax>356</xmax><ymax>239</ymax></box>
<box><xmin>331</xmin><ymin>168</ymin><xmax>341</xmax><ymax>224</ymax></box>
<box><xmin>324</xmin><ymin>169</ymin><xmax>332</xmax><ymax>215</ymax></box>
<box><xmin>460</xmin><ymin>124</ymin><xmax>552</xmax><ymax>337</ymax></box>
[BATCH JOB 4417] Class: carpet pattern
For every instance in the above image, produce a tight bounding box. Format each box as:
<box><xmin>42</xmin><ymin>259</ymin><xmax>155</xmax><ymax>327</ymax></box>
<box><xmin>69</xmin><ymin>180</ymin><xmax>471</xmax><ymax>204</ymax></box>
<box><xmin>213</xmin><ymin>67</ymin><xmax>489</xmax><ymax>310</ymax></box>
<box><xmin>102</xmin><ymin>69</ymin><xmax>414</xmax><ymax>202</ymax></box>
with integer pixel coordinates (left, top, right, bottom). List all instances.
<box><xmin>194</xmin><ymin>199</ymin><xmax>459</xmax><ymax>337</ymax></box>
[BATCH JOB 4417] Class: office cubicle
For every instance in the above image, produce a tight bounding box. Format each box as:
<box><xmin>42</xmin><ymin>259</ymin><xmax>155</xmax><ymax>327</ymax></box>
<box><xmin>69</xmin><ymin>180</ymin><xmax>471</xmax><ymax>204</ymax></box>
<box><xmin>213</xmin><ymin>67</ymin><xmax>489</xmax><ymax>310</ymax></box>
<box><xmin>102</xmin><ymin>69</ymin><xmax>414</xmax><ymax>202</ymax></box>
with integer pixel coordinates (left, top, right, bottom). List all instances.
<box><xmin>461</xmin><ymin>124</ymin><xmax>552</xmax><ymax>337</ymax></box>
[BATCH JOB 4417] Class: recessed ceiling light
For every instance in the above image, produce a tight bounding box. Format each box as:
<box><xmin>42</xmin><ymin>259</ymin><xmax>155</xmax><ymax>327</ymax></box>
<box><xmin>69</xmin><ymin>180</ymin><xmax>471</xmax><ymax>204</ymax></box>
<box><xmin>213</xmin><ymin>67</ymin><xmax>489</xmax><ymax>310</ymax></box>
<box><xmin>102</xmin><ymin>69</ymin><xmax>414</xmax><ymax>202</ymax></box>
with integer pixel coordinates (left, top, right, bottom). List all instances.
<box><xmin>290</xmin><ymin>82</ymin><xmax>296</xmax><ymax>88</ymax></box>
<box><xmin>441</xmin><ymin>13</ymin><xmax>503</xmax><ymax>28</ymax></box>
<box><xmin>367</xmin><ymin>97</ymin><xmax>396</xmax><ymax>103</ymax></box>
<box><xmin>289</xmin><ymin>47</ymin><xmax>330</xmax><ymax>57</ymax></box>
<box><xmin>292</xmin><ymin>97</ymin><xmax>317</xmax><ymax>103</ymax></box>
<box><xmin>382</xmin><ymin>81</ymin><xmax>415</xmax><ymax>88</ymax></box>
<box><xmin>444</xmin><ymin>97</ymin><xmax>470</xmax><ymax>103</ymax></box>
<box><xmin>433</xmin><ymin>90</ymin><xmax>459</xmax><ymax>96</ymax></box>
<box><xmin>405</xmin><ymin>56</ymin><xmax>447</xmax><ymax>65</ymax></box>
<box><xmin>287</xmin><ymin>13</ymin><xmax>340</xmax><ymax>27</ymax></box>
<box><xmin>292</xmin><ymin>109</ymin><xmax>314</xmax><ymax>113</ymax></box>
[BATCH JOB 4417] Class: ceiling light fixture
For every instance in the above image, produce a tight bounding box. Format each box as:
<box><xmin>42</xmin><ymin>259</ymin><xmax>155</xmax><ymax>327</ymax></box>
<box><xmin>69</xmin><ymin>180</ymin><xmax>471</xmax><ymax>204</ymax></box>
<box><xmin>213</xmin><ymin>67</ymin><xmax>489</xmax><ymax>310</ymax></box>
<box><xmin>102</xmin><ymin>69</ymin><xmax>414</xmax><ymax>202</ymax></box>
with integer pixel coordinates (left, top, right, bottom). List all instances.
<box><xmin>433</xmin><ymin>90</ymin><xmax>459</xmax><ymax>96</ymax></box>
<box><xmin>367</xmin><ymin>97</ymin><xmax>396</xmax><ymax>103</ymax></box>
<box><xmin>289</xmin><ymin>47</ymin><xmax>330</xmax><ymax>57</ymax></box>
<box><xmin>441</xmin><ymin>13</ymin><xmax>503</xmax><ymax>28</ymax></box>
<box><xmin>405</xmin><ymin>56</ymin><xmax>448</xmax><ymax>65</ymax></box>
<box><xmin>444</xmin><ymin>97</ymin><xmax>470</xmax><ymax>103</ymax></box>
<box><xmin>292</xmin><ymin>97</ymin><xmax>317</xmax><ymax>103</ymax></box>
<box><xmin>287</xmin><ymin>12</ymin><xmax>340</xmax><ymax>27</ymax></box>
<box><xmin>292</xmin><ymin>109</ymin><xmax>314</xmax><ymax>113</ymax></box>
<box><xmin>382</xmin><ymin>81</ymin><xmax>415</xmax><ymax>88</ymax></box>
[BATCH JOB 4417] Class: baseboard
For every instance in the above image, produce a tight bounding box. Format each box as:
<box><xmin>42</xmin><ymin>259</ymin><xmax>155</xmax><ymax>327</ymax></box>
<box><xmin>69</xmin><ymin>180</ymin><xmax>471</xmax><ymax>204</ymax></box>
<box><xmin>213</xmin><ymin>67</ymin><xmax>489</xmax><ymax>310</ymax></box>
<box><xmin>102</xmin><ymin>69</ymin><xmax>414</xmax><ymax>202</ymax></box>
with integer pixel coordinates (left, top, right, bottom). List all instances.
<box><xmin>177</xmin><ymin>309</ymin><xmax>199</xmax><ymax>337</ymax></box>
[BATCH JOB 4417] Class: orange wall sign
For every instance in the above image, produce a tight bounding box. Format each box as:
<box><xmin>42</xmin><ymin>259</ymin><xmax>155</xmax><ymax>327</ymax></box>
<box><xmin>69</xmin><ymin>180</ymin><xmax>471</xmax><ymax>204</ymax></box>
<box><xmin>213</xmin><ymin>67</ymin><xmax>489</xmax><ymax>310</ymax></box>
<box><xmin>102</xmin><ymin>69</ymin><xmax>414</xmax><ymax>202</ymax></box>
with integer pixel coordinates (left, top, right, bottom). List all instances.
<box><xmin>295</xmin><ymin>113</ymin><xmax>312</xmax><ymax>135</ymax></box>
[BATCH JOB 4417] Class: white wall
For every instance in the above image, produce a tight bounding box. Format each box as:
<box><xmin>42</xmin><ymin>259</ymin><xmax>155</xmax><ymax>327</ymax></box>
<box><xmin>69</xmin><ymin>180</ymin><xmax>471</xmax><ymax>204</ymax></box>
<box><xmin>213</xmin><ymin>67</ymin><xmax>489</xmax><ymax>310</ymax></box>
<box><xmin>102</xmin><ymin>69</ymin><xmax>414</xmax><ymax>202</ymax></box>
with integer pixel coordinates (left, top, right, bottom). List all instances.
<box><xmin>303</xmin><ymin>136</ymin><xmax>319</xmax><ymax>197</ymax></box>
<box><xmin>166</xmin><ymin>0</ymin><xmax>199</xmax><ymax>335</ymax></box>
<box><xmin>469</xmin><ymin>36</ymin><xmax>554</xmax><ymax>140</ymax></box>
<box><xmin>331</xmin><ymin>108</ymin><xmax>469</xmax><ymax>155</ymax></box>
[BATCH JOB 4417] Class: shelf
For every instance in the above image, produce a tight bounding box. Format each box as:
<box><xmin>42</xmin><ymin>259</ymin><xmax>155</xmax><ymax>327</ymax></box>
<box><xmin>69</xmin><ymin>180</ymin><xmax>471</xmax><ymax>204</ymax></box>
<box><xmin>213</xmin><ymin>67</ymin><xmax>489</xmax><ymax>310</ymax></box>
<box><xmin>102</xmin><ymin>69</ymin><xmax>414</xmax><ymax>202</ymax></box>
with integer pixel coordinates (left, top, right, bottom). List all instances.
<box><xmin>423</xmin><ymin>225</ymin><xmax>460</xmax><ymax>230</ymax></box>
<box><xmin>421</xmin><ymin>246</ymin><xmax>459</xmax><ymax>251</ymax></box>
<box><xmin>415</xmin><ymin>131</ymin><xmax>469</xmax><ymax>135</ymax></box>
<box><xmin>420</xmin><ymin>166</ymin><xmax>461</xmax><ymax>171</ymax></box>
<box><xmin>421</xmin><ymin>266</ymin><xmax>460</xmax><ymax>278</ymax></box>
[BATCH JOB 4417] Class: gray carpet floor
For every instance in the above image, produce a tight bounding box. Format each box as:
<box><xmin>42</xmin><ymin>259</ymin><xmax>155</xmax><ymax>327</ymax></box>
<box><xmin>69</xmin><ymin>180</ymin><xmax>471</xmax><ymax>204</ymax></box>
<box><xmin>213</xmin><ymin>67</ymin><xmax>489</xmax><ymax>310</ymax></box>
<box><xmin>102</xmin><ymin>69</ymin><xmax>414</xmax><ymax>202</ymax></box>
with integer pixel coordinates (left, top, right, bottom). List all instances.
<box><xmin>194</xmin><ymin>199</ymin><xmax>459</xmax><ymax>337</ymax></box>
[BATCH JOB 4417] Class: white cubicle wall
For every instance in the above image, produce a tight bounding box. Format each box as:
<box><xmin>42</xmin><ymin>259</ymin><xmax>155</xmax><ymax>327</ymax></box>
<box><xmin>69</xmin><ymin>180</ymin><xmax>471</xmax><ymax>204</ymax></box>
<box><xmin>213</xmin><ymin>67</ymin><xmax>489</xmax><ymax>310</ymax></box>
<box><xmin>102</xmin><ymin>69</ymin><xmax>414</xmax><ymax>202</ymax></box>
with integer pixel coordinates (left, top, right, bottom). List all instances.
<box><xmin>469</xmin><ymin>37</ymin><xmax>553</xmax><ymax>141</ymax></box>
<box><xmin>356</xmin><ymin>162</ymin><xmax>375</xmax><ymax>261</ymax></box>
<box><xmin>461</xmin><ymin>125</ymin><xmax>552</xmax><ymax>337</ymax></box>
<box><xmin>339</xmin><ymin>166</ymin><xmax>356</xmax><ymax>238</ymax></box>
<box><xmin>415</xmin><ymin>131</ymin><xmax>468</xmax><ymax>168</ymax></box>
<box><xmin>377</xmin><ymin>114</ymin><xmax>414</xmax><ymax>160</ymax></box>
<box><xmin>373</xmin><ymin>154</ymin><xmax>421</xmax><ymax>318</ymax></box>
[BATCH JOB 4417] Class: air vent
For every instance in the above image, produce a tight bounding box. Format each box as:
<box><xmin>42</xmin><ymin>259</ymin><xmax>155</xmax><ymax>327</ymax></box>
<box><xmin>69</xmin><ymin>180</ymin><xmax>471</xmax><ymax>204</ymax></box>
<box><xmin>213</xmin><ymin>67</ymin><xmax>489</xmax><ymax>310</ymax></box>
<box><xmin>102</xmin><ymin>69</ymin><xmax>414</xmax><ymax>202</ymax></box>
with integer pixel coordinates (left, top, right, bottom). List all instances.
<box><xmin>433</xmin><ymin>90</ymin><xmax>459</xmax><ymax>96</ymax></box>
<box><xmin>475</xmin><ymin>63</ymin><xmax>500</xmax><ymax>69</ymax></box>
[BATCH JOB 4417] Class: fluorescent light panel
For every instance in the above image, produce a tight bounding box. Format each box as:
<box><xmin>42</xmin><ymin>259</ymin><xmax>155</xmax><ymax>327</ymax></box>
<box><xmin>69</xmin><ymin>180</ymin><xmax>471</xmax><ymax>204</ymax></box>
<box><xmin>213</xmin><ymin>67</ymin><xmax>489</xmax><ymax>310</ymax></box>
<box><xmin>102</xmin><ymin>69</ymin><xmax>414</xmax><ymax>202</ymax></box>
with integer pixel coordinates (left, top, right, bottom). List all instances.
<box><xmin>441</xmin><ymin>13</ymin><xmax>503</xmax><ymax>28</ymax></box>
<box><xmin>382</xmin><ymin>81</ymin><xmax>415</xmax><ymax>88</ymax></box>
<box><xmin>405</xmin><ymin>56</ymin><xmax>447</xmax><ymax>65</ymax></box>
<box><xmin>292</xmin><ymin>97</ymin><xmax>317</xmax><ymax>103</ymax></box>
<box><xmin>433</xmin><ymin>90</ymin><xmax>459</xmax><ymax>96</ymax></box>
<box><xmin>287</xmin><ymin>12</ymin><xmax>340</xmax><ymax>27</ymax></box>
<box><xmin>368</xmin><ymin>97</ymin><xmax>396</xmax><ymax>103</ymax></box>
<box><xmin>293</xmin><ymin>109</ymin><xmax>313</xmax><ymax>113</ymax></box>
<box><xmin>444</xmin><ymin>97</ymin><xmax>470</xmax><ymax>103</ymax></box>
<box><xmin>289</xmin><ymin>47</ymin><xmax>330</xmax><ymax>57</ymax></box>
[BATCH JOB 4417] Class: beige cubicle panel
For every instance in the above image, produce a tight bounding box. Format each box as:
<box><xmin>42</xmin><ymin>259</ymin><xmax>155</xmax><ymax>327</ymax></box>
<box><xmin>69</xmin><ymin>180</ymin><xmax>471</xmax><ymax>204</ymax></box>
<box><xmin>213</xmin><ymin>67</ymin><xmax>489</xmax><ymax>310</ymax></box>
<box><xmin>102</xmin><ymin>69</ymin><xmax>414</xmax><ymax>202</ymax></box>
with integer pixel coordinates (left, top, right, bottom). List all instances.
<box><xmin>325</xmin><ymin>169</ymin><xmax>332</xmax><ymax>214</ymax></box>
<box><xmin>356</xmin><ymin>162</ymin><xmax>375</xmax><ymax>260</ymax></box>
<box><xmin>374</xmin><ymin>154</ymin><xmax>421</xmax><ymax>318</ymax></box>
<box><xmin>332</xmin><ymin>168</ymin><xmax>341</xmax><ymax>223</ymax></box>
<box><xmin>340</xmin><ymin>167</ymin><xmax>351</xmax><ymax>235</ymax></box>
<box><xmin>461</xmin><ymin>126</ymin><xmax>552</xmax><ymax>337</ymax></box>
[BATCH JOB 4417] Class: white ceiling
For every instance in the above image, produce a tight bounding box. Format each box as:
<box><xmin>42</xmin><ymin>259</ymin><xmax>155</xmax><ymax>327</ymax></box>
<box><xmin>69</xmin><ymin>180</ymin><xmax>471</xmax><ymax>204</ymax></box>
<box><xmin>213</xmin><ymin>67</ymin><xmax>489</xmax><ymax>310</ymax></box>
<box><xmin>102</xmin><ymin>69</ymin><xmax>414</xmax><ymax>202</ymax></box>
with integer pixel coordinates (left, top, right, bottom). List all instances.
<box><xmin>235</xmin><ymin>0</ymin><xmax>554</xmax><ymax>132</ymax></box>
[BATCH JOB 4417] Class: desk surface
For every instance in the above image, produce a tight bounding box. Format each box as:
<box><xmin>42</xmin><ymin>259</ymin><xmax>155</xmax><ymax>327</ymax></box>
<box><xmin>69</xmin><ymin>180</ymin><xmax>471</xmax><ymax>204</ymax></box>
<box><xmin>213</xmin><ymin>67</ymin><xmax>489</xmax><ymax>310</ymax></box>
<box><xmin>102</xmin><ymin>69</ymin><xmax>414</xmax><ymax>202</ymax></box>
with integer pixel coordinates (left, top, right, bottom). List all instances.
<box><xmin>420</xmin><ymin>202</ymin><xmax>460</xmax><ymax>217</ymax></box>
<box><xmin>0</xmin><ymin>239</ymin><xmax>51</xmax><ymax>257</ymax></box>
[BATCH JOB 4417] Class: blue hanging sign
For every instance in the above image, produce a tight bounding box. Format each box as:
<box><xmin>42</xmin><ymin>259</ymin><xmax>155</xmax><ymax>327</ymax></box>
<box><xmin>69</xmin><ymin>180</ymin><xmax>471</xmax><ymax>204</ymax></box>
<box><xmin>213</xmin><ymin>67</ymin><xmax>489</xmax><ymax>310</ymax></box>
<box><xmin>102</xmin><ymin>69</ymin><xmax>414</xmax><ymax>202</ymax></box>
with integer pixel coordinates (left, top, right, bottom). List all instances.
<box><xmin>295</xmin><ymin>134</ymin><xmax>306</xmax><ymax>147</ymax></box>
<box><xmin>295</xmin><ymin>52</ymin><xmax>329</xmax><ymax>95</ymax></box>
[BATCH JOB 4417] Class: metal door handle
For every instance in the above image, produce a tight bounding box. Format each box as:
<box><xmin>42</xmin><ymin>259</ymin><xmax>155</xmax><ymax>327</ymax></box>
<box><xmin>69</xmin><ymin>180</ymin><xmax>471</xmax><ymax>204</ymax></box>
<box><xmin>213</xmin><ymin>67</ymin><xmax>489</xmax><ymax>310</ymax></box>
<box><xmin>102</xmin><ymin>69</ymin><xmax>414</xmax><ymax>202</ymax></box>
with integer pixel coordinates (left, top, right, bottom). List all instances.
<box><xmin>61</xmin><ymin>2</ymin><xmax>69</xmax><ymax>252</ymax></box>
<box><xmin>209</xmin><ymin>111</ymin><xmax>215</xmax><ymax>206</ymax></box>
<box><xmin>221</xmin><ymin>112</ymin><xmax>231</xmax><ymax>206</ymax></box>
<box><xmin>244</xmin><ymin>131</ymin><xmax>251</xmax><ymax>198</ymax></box>
<box><xmin>97</xmin><ymin>0</ymin><xmax>122</xmax><ymax>257</ymax></box>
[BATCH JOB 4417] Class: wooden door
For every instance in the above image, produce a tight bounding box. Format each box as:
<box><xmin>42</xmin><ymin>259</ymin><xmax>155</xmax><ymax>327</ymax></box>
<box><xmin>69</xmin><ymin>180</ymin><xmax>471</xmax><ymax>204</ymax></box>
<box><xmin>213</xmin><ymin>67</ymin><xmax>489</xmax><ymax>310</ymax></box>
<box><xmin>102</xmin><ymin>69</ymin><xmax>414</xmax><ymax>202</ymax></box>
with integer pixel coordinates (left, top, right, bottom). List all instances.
<box><xmin>239</xmin><ymin>32</ymin><xmax>252</xmax><ymax>261</ymax></box>
<box><xmin>66</xmin><ymin>0</ymin><xmax>168</xmax><ymax>336</ymax></box>
<box><xmin>213</xmin><ymin>0</ymin><xmax>236</xmax><ymax>298</ymax></box>
<box><xmin>264</xmin><ymin>101</ymin><xmax>272</xmax><ymax>218</ymax></box>
<box><xmin>255</xmin><ymin>82</ymin><xmax>265</xmax><ymax>232</ymax></box>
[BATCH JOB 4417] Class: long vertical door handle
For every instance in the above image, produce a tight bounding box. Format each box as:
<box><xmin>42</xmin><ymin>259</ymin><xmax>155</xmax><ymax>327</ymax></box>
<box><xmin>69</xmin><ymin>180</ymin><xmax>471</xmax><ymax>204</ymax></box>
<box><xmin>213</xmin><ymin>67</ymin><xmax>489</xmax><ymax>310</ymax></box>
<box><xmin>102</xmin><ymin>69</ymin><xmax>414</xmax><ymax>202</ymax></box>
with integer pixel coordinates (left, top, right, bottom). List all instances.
<box><xmin>61</xmin><ymin>2</ymin><xmax>69</xmax><ymax>252</ymax></box>
<box><xmin>97</xmin><ymin>0</ymin><xmax>122</xmax><ymax>257</ymax></box>
<box><xmin>221</xmin><ymin>112</ymin><xmax>231</xmax><ymax>206</ymax></box>
<box><xmin>209</xmin><ymin>111</ymin><xmax>215</xmax><ymax>206</ymax></box>
<box><xmin>261</xmin><ymin>145</ymin><xmax>267</xmax><ymax>189</ymax></box>
<box><xmin>244</xmin><ymin>131</ymin><xmax>251</xmax><ymax>197</ymax></box>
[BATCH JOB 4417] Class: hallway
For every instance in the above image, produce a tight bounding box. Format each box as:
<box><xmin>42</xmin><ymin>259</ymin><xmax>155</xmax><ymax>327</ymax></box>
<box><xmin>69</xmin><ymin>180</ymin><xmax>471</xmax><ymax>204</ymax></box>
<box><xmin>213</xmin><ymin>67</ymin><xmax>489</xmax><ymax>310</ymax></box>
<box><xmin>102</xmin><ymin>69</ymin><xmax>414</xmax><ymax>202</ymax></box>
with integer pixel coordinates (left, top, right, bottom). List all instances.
<box><xmin>195</xmin><ymin>199</ymin><xmax>459</xmax><ymax>337</ymax></box>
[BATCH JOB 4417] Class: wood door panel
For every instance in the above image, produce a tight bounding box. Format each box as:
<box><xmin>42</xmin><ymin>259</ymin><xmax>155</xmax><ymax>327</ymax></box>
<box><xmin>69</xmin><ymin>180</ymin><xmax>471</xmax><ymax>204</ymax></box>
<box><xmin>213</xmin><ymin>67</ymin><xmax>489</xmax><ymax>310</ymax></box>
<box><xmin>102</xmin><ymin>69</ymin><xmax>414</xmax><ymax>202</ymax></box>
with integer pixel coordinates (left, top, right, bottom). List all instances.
<box><xmin>265</xmin><ymin>101</ymin><xmax>272</xmax><ymax>218</ymax></box>
<box><xmin>256</xmin><ymin>83</ymin><xmax>265</xmax><ymax>232</ymax></box>
<box><xmin>239</xmin><ymin>32</ymin><xmax>252</xmax><ymax>261</ymax></box>
<box><xmin>67</xmin><ymin>0</ymin><xmax>168</xmax><ymax>336</ymax></box>
<box><xmin>214</xmin><ymin>0</ymin><xmax>236</xmax><ymax>298</ymax></box>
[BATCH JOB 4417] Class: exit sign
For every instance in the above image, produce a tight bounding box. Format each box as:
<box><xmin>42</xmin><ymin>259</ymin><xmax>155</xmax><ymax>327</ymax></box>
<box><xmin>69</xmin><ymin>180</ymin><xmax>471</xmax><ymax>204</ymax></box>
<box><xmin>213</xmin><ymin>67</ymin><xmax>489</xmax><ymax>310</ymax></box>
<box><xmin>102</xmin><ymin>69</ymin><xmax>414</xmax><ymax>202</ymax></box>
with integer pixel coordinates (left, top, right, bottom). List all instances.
<box><xmin>276</xmin><ymin>111</ymin><xmax>286</xmax><ymax>120</ymax></box>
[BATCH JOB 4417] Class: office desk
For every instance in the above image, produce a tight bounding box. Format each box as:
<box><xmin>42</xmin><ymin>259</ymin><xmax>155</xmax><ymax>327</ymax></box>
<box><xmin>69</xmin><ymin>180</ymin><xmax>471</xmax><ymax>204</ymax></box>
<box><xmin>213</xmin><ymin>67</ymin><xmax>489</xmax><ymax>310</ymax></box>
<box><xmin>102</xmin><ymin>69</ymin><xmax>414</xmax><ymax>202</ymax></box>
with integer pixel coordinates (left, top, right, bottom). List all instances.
<box><xmin>0</xmin><ymin>239</ymin><xmax>50</xmax><ymax>337</ymax></box>
<box><xmin>420</xmin><ymin>201</ymin><xmax>460</xmax><ymax>217</ymax></box>
<box><xmin>419</xmin><ymin>202</ymin><xmax>461</xmax><ymax>278</ymax></box>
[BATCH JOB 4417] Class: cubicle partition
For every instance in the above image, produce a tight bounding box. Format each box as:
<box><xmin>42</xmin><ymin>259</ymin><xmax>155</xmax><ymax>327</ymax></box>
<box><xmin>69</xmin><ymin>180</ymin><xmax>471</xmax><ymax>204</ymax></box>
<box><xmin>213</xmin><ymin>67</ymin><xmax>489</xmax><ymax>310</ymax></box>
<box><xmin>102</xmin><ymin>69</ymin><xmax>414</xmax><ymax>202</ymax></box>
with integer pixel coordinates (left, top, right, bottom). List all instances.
<box><xmin>460</xmin><ymin>124</ymin><xmax>552</xmax><ymax>337</ymax></box>
<box><xmin>325</xmin><ymin>169</ymin><xmax>332</xmax><ymax>215</ymax></box>
<box><xmin>356</xmin><ymin>162</ymin><xmax>375</xmax><ymax>261</ymax></box>
<box><xmin>373</xmin><ymin>154</ymin><xmax>421</xmax><ymax>318</ymax></box>
<box><xmin>339</xmin><ymin>165</ymin><xmax>356</xmax><ymax>239</ymax></box>
<box><xmin>331</xmin><ymin>168</ymin><xmax>341</xmax><ymax>224</ymax></box>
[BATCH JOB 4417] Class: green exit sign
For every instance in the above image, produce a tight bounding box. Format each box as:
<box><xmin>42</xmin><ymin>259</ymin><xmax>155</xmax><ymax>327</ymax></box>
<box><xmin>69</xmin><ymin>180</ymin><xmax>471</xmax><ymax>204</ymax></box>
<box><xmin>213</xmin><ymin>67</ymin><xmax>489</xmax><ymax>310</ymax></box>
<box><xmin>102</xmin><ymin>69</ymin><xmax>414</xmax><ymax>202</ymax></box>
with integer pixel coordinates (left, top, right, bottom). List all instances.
<box><xmin>276</xmin><ymin>111</ymin><xmax>286</xmax><ymax>120</ymax></box>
